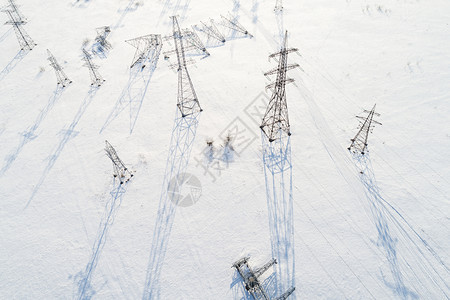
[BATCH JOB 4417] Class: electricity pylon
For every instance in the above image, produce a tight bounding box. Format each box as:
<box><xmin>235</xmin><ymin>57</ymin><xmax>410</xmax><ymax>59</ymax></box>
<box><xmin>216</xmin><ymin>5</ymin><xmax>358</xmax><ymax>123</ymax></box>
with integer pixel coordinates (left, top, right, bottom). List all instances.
<box><xmin>233</xmin><ymin>256</ymin><xmax>295</xmax><ymax>299</ymax></box>
<box><xmin>105</xmin><ymin>140</ymin><xmax>133</xmax><ymax>184</ymax></box>
<box><xmin>4</xmin><ymin>9</ymin><xmax>35</xmax><ymax>50</ymax></box>
<box><xmin>47</xmin><ymin>49</ymin><xmax>72</xmax><ymax>87</ymax></box>
<box><xmin>95</xmin><ymin>26</ymin><xmax>112</xmax><ymax>51</ymax></box>
<box><xmin>172</xmin><ymin>15</ymin><xmax>202</xmax><ymax>117</ymax></box>
<box><xmin>125</xmin><ymin>34</ymin><xmax>162</xmax><ymax>69</ymax></box>
<box><xmin>260</xmin><ymin>31</ymin><xmax>297</xmax><ymax>297</ymax></box>
<box><xmin>348</xmin><ymin>104</ymin><xmax>381</xmax><ymax>155</ymax></box>
<box><xmin>82</xmin><ymin>49</ymin><xmax>105</xmax><ymax>86</ymax></box>
<box><xmin>261</xmin><ymin>31</ymin><xmax>299</xmax><ymax>142</ymax></box>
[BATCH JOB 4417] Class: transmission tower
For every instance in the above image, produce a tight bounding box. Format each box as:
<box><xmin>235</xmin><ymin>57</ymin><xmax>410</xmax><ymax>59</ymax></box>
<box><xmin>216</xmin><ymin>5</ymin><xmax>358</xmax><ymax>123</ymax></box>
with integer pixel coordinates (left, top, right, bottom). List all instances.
<box><xmin>125</xmin><ymin>34</ymin><xmax>162</xmax><ymax>69</ymax></box>
<box><xmin>275</xmin><ymin>0</ymin><xmax>283</xmax><ymax>11</ymax></box>
<box><xmin>47</xmin><ymin>49</ymin><xmax>72</xmax><ymax>87</ymax></box>
<box><xmin>82</xmin><ymin>49</ymin><xmax>105</xmax><ymax>86</ymax></box>
<box><xmin>1</xmin><ymin>0</ymin><xmax>27</xmax><ymax>24</ymax></box>
<box><xmin>95</xmin><ymin>26</ymin><xmax>112</xmax><ymax>51</ymax></box>
<box><xmin>220</xmin><ymin>14</ymin><xmax>253</xmax><ymax>38</ymax></box>
<box><xmin>4</xmin><ymin>10</ymin><xmax>35</xmax><ymax>50</ymax></box>
<box><xmin>105</xmin><ymin>140</ymin><xmax>133</xmax><ymax>184</ymax></box>
<box><xmin>348</xmin><ymin>104</ymin><xmax>381</xmax><ymax>155</ymax></box>
<box><xmin>261</xmin><ymin>31</ymin><xmax>299</xmax><ymax>142</ymax></box>
<box><xmin>172</xmin><ymin>16</ymin><xmax>202</xmax><ymax>117</ymax></box>
<box><xmin>233</xmin><ymin>256</ymin><xmax>295</xmax><ymax>299</ymax></box>
<box><xmin>198</xmin><ymin>19</ymin><xmax>226</xmax><ymax>43</ymax></box>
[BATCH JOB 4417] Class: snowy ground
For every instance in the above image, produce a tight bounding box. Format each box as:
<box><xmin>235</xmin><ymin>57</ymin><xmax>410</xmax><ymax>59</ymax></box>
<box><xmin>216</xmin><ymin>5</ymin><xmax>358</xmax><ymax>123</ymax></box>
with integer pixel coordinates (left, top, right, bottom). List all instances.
<box><xmin>0</xmin><ymin>0</ymin><xmax>449</xmax><ymax>299</ymax></box>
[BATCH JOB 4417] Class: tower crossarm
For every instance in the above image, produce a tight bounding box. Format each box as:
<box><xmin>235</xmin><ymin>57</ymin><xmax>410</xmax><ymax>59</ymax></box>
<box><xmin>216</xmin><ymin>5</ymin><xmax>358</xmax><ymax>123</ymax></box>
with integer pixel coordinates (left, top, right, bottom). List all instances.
<box><xmin>182</xmin><ymin>29</ymin><xmax>209</xmax><ymax>54</ymax></box>
<box><xmin>220</xmin><ymin>14</ymin><xmax>253</xmax><ymax>37</ymax></box>
<box><xmin>264</xmin><ymin>63</ymin><xmax>299</xmax><ymax>76</ymax></box>
<box><xmin>199</xmin><ymin>20</ymin><xmax>226</xmax><ymax>43</ymax></box>
<box><xmin>356</xmin><ymin>115</ymin><xmax>381</xmax><ymax>126</ymax></box>
<box><xmin>253</xmin><ymin>258</ymin><xmax>277</xmax><ymax>278</ymax></box>
<box><xmin>269</xmin><ymin>47</ymin><xmax>298</xmax><ymax>59</ymax></box>
<box><xmin>232</xmin><ymin>256</ymin><xmax>250</xmax><ymax>269</ymax></box>
<box><xmin>125</xmin><ymin>34</ymin><xmax>162</xmax><ymax>68</ymax></box>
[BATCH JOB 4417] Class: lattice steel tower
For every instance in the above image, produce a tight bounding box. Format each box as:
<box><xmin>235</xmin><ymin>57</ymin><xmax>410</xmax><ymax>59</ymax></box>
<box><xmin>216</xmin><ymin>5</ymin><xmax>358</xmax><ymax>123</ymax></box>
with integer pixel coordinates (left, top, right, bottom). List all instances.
<box><xmin>348</xmin><ymin>104</ymin><xmax>381</xmax><ymax>155</ymax></box>
<box><xmin>261</xmin><ymin>31</ymin><xmax>299</xmax><ymax>142</ymax></box>
<box><xmin>4</xmin><ymin>9</ymin><xmax>35</xmax><ymax>50</ymax></box>
<box><xmin>172</xmin><ymin>15</ymin><xmax>202</xmax><ymax>117</ymax></box>
<box><xmin>47</xmin><ymin>49</ymin><xmax>72</xmax><ymax>87</ymax></box>
<box><xmin>105</xmin><ymin>140</ymin><xmax>133</xmax><ymax>184</ymax></box>
<box><xmin>82</xmin><ymin>49</ymin><xmax>105</xmax><ymax>86</ymax></box>
<box><xmin>95</xmin><ymin>26</ymin><xmax>112</xmax><ymax>51</ymax></box>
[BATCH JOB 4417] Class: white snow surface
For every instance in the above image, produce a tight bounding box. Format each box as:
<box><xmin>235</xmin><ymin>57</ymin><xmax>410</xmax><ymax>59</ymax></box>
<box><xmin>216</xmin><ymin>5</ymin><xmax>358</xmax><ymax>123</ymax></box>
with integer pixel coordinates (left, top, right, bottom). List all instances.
<box><xmin>0</xmin><ymin>0</ymin><xmax>449</xmax><ymax>299</ymax></box>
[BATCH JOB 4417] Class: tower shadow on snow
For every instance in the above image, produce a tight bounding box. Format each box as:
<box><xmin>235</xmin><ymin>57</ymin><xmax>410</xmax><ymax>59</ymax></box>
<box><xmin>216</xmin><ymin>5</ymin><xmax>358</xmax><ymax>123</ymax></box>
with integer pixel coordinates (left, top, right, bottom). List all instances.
<box><xmin>352</xmin><ymin>151</ymin><xmax>449</xmax><ymax>299</ymax></box>
<box><xmin>75</xmin><ymin>180</ymin><xmax>129</xmax><ymax>300</ymax></box>
<box><xmin>0</xmin><ymin>49</ymin><xmax>29</xmax><ymax>82</ymax></box>
<box><xmin>261</xmin><ymin>132</ymin><xmax>295</xmax><ymax>297</ymax></box>
<box><xmin>0</xmin><ymin>86</ymin><xmax>65</xmax><ymax>177</ymax></box>
<box><xmin>100</xmin><ymin>38</ymin><xmax>161</xmax><ymax>135</ymax></box>
<box><xmin>142</xmin><ymin>110</ymin><xmax>200</xmax><ymax>300</ymax></box>
<box><xmin>25</xmin><ymin>86</ymin><xmax>99</xmax><ymax>209</ymax></box>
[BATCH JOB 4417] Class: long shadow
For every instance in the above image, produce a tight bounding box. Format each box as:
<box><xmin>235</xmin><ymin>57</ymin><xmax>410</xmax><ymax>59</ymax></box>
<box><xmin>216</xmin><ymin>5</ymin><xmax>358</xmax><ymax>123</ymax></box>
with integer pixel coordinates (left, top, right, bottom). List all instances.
<box><xmin>100</xmin><ymin>43</ymin><xmax>162</xmax><ymax>134</ymax></box>
<box><xmin>261</xmin><ymin>131</ymin><xmax>295</xmax><ymax>297</ymax></box>
<box><xmin>0</xmin><ymin>27</ymin><xmax>13</xmax><ymax>43</ymax></box>
<box><xmin>353</xmin><ymin>151</ymin><xmax>449</xmax><ymax>299</ymax></box>
<box><xmin>274</xmin><ymin>8</ymin><xmax>284</xmax><ymax>48</ymax></box>
<box><xmin>0</xmin><ymin>49</ymin><xmax>29</xmax><ymax>82</ymax></box>
<box><xmin>71</xmin><ymin>0</ymin><xmax>92</xmax><ymax>8</ymax></box>
<box><xmin>25</xmin><ymin>87</ymin><xmax>99</xmax><ymax>209</ymax></box>
<box><xmin>175</xmin><ymin>0</ymin><xmax>191</xmax><ymax>22</ymax></box>
<box><xmin>0</xmin><ymin>86</ymin><xmax>65</xmax><ymax>177</ymax></box>
<box><xmin>112</xmin><ymin>0</ymin><xmax>139</xmax><ymax>30</ymax></box>
<box><xmin>157</xmin><ymin>0</ymin><xmax>190</xmax><ymax>26</ymax></box>
<box><xmin>142</xmin><ymin>109</ymin><xmax>201</xmax><ymax>300</ymax></box>
<box><xmin>157</xmin><ymin>0</ymin><xmax>173</xmax><ymax>26</ymax></box>
<box><xmin>75</xmin><ymin>180</ymin><xmax>129</xmax><ymax>300</ymax></box>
